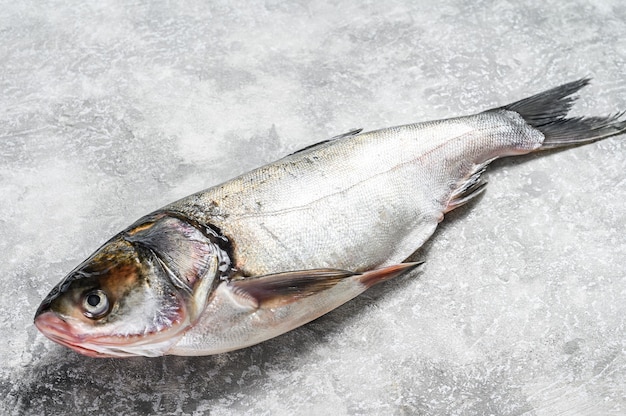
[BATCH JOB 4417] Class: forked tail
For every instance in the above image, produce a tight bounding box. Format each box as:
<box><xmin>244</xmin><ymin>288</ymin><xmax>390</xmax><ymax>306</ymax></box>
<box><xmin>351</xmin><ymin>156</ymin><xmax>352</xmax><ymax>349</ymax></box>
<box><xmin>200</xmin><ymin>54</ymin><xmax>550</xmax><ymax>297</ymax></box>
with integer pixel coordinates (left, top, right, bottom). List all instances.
<box><xmin>500</xmin><ymin>78</ymin><xmax>626</xmax><ymax>149</ymax></box>
<box><xmin>446</xmin><ymin>80</ymin><xmax>625</xmax><ymax>213</ymax></box>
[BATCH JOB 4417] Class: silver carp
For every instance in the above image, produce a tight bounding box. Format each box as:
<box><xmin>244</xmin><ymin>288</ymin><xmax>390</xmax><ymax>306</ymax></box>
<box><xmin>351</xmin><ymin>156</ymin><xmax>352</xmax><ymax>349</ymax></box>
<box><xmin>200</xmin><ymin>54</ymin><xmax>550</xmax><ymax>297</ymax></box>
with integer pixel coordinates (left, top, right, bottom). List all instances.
<box><xmin>35</xmin><ymin>79</ymin><xmax>626</xmax><ymax>357</ymax></box>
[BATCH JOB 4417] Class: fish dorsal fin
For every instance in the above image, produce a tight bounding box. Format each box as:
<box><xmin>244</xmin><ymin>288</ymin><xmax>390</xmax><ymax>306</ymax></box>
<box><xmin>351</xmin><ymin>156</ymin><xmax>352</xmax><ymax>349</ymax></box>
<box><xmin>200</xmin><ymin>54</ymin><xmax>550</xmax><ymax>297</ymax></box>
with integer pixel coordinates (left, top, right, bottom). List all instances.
<box><xmin>289</xmin><ymin>128</ymin><xmax>363</xmax><ymax>156</ymax></box>
<box><xmin>329</xmin><ymin>128</ymin><xmax>363</xmax><ymax>140</ymax></box>
<box><xmin>227</xmin><ymin>263</ymin><xmax>421</xmax><ymax>309</ymax></box>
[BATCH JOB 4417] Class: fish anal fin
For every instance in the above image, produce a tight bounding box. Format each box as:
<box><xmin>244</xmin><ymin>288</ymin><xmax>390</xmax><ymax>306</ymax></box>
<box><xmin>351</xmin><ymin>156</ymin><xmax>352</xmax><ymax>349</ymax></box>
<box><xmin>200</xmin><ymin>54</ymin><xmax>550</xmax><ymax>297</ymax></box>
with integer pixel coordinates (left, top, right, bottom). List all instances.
<box><xmin>445</xmin><ymin>161</ymin><xmax>491</xmax><ymax>214</ymax></box>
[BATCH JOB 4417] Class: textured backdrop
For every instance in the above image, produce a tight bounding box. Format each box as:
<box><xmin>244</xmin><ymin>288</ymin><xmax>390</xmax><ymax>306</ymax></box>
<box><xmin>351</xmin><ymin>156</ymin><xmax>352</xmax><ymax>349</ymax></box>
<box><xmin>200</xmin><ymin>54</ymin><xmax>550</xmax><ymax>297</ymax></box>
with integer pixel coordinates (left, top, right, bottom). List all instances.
<box><xmin>1</xmin><ymin>0</ymin><xmax>625</xmax><ymax>415</ymax></box>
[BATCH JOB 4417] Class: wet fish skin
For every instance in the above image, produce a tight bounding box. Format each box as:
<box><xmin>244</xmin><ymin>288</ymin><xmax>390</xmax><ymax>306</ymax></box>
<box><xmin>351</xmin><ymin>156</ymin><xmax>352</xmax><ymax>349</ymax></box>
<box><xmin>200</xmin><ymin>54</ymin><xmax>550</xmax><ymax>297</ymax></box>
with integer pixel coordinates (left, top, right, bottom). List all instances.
<box><xmin>165</xmin><ymin>109</ymin><xmax>544</xmax><ymax>277</ymax></box>
<box><xmin>34</xmin><ymin>79</ymin><xmax>626</xmax><ymax>357</ymax></box>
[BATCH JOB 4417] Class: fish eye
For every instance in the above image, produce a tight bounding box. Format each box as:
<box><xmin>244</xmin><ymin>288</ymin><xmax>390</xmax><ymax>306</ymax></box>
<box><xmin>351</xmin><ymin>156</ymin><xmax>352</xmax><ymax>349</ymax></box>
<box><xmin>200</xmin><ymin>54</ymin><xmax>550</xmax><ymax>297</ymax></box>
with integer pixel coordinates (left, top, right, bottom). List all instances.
<box><xmin>82</xmin><ymin>289</ymin><xmax>110</xmax><ymax>319</ymax></box>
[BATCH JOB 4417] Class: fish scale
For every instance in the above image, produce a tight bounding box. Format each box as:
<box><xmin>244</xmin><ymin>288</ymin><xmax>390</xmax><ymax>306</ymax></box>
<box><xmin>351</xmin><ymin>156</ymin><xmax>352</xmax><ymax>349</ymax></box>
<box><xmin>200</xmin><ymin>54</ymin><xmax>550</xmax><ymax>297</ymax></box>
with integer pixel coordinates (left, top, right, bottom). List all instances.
<box><xmin>167</xmin><ymin>111</ymin><xmax>543</xmax><ymax>276</ymax></box>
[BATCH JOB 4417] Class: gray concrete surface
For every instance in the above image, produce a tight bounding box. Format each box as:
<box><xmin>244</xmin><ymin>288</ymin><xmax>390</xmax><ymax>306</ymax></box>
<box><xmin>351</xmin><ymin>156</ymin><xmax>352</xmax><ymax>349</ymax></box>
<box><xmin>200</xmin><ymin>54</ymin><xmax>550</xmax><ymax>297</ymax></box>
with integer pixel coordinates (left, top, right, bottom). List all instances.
<box><xmin>1</xmin><ymin>0</ymin><xmax>625</xmax><ymax>415</ymax></box>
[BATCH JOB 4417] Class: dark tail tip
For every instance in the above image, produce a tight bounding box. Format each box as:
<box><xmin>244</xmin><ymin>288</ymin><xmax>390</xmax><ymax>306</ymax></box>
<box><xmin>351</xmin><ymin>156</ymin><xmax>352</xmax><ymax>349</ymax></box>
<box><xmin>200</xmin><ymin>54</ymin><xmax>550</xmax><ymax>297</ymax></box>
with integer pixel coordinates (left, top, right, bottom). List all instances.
<box><xmin>501</xmin><ymin>78</ymin><xmax>626</xmax><ymax>149</ymax></box>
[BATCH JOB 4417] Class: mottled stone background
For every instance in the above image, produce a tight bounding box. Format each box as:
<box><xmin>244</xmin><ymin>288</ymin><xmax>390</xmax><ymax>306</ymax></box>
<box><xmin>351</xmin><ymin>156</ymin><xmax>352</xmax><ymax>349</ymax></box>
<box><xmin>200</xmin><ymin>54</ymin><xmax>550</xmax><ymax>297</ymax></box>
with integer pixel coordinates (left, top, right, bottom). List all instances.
<box><xmin>1</xmin><ymin>0</ymin><xmax>625</xmax><ymax>415</ymax></box>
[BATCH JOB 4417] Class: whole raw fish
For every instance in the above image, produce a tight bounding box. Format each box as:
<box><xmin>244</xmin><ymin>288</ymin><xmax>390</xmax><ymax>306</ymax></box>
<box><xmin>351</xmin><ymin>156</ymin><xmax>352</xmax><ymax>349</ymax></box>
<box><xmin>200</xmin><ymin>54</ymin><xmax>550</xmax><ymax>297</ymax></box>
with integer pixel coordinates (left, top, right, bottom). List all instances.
<box><xmin>34</xmin><ymin>79</ymin><xmax>626</xmax><ymax>357</ymax></box>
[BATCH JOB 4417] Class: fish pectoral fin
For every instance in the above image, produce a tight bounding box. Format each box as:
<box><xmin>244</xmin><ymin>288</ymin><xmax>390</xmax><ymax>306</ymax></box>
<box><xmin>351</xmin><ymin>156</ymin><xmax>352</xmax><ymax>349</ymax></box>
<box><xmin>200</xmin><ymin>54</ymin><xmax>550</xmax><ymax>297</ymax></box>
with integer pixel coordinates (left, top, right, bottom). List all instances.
<box><xmin>228</xmin><ymin>268</ymin><xmax>357</xmax><ymax>309</ymax></box>
<box><xmin>227</xmin><ymin>263</ymin><xmax>422</xmax><ymax>309</ymax></box>
<box><xmin>358</xmin><ymin>262</ymin><xmax>423</xmax><ymax>288</ymax></box>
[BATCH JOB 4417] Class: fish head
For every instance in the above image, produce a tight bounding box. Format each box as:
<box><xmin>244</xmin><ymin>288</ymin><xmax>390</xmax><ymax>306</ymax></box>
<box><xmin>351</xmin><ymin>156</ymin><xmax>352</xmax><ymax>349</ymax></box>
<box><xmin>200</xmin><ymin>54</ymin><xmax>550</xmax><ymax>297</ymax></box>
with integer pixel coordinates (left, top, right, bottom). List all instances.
<box><xmin>34</xmin><ymin>213</ymin><xmax>229</xmax><ymax>358</ymax></box>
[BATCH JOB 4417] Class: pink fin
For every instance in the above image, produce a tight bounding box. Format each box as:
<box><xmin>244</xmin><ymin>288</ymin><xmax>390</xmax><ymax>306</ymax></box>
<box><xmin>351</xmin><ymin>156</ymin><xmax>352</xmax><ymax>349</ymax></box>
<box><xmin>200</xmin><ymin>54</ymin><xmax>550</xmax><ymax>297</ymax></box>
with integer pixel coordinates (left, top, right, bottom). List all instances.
<box><xmin>229</xmin><ymin>268</ymin><xmax>358</xmax><ymax>308</ymax></box>
<box><xmin>228</xmin><ymin>263</ymin><xmax>422</xmax><ymax>309</ymax></box>
<box><xmin>359</xmin><ymin>262</ymin><xmax>422</xmax><ymax>288</ymax></box>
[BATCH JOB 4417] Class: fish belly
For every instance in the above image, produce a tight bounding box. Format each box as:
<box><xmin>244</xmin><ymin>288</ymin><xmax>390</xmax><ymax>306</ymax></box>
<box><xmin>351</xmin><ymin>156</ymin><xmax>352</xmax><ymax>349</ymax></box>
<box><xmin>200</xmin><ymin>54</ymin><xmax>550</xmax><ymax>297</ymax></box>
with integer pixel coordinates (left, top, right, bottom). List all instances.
<box><xmin>168</xmin><ymin>110</ymin><xmax>543</xmax><ymax>275</ymax></box>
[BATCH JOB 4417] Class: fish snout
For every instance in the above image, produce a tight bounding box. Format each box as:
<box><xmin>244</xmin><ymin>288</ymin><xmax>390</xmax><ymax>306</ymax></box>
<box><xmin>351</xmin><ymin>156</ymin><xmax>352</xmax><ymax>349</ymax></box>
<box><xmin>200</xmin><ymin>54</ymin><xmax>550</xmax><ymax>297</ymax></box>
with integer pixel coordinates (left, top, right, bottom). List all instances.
<box><xmin>34</xmin><ymin>311</ymin><xmax>105</xmax><ymax>357</ymax></box>
<box><xmin>34</xmin><ymin>310</ymin><xmax>76</xmax><ymax>341</ymax></box>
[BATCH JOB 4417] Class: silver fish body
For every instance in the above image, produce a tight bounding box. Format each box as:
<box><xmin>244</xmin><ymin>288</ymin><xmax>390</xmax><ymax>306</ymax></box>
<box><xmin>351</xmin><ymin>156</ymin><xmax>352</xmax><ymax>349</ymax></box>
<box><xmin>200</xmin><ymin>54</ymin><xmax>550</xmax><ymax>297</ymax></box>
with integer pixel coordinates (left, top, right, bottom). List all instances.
<box><xmin>165</xmin><ymin>111</ymin><xmax>541</xmax><ymax>277</ymax></box>
<box><xmin>34</xmin><ymin>79</ymin><xmax>626</xmax><ymax>357</ymax></box>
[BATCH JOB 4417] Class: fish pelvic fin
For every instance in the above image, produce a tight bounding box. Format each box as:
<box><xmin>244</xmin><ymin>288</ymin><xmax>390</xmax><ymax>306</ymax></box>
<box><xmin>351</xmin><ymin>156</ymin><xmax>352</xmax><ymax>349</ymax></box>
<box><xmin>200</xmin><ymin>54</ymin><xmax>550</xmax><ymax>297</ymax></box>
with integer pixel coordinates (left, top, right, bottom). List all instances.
<box><xmin>500</xmin><ymin>78</ymin><xmax>626</xmax><ymax>149</ymax></box>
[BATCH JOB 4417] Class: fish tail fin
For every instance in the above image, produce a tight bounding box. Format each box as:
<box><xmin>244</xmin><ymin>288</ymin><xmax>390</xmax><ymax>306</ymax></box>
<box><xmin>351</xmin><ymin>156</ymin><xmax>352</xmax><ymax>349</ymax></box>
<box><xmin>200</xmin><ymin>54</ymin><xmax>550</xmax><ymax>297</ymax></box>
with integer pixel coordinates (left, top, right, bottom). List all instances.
<box><xmin>501</xmin><ymin>78</ymin><xmax>626</xmax><ymax>150</ymax></box>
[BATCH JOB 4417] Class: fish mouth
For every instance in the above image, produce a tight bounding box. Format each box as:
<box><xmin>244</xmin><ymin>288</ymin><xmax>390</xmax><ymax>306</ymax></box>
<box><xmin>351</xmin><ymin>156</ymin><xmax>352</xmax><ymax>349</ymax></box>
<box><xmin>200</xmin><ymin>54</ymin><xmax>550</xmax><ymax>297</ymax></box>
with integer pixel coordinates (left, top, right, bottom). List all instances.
<box><xmin>34</xmin><ymin>311</ymin><xmax>183</xmax><ymax>358</ymax></box>
<box><xmin>34</xmin><ymin>311</ymin><xmax>116</xmax><ymax>358</ymax></box>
